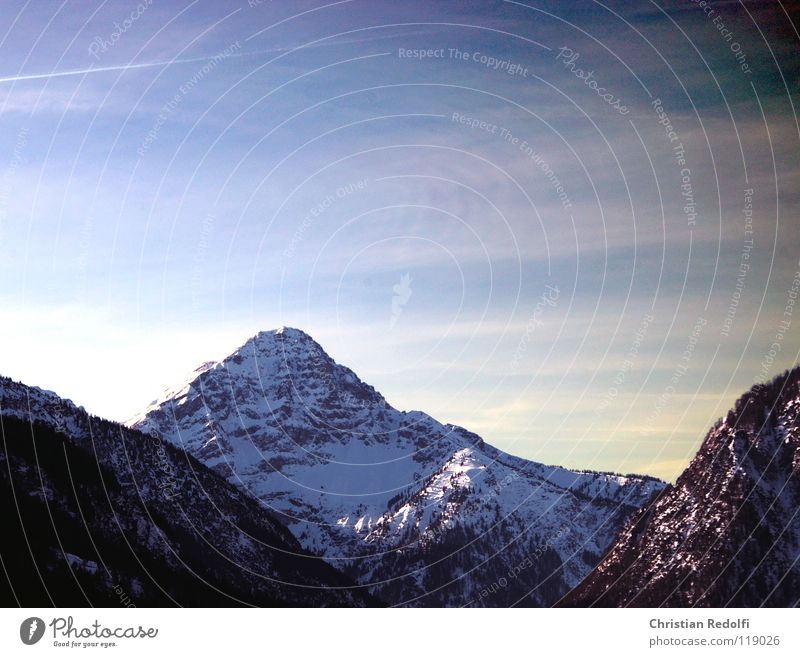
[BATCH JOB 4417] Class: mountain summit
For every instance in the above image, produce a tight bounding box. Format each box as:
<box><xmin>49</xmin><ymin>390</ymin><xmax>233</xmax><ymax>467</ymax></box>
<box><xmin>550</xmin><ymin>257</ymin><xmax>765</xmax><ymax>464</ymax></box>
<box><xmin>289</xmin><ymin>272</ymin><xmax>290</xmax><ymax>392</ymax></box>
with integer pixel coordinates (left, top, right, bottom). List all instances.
<box><xmin>131</xmin><ymin>328</ymin><xmax>663</xmax><ymax>606</ymax></box>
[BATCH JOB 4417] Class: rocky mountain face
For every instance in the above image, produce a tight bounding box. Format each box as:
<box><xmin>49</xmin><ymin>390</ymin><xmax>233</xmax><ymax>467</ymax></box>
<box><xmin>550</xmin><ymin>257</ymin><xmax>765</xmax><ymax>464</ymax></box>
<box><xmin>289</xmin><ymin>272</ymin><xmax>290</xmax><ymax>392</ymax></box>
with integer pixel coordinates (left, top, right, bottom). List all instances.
<box><xmin>561</xmin><ymin>368</ymin><xmax>800</xmax><ymax>607</ymax></box>
<box><xmin>0</xmin><ymin>376</ymin><xmax>370</xmax><ymax>607</ymax></box>
<box><xmin>130</xmin><ymin>327</ymin><xmax>664</xmax><ymax>606</ymax></box>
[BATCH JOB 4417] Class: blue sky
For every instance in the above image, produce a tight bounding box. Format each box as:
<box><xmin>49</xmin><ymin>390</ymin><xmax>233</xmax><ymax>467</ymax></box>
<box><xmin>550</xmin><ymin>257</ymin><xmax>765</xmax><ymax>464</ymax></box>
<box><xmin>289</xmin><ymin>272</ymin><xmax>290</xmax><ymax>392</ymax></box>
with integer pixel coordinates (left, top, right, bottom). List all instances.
<box><xmin>1</xmin><ymin>0</ymin><xmax>798</xmax><ymax>480</ymax></box>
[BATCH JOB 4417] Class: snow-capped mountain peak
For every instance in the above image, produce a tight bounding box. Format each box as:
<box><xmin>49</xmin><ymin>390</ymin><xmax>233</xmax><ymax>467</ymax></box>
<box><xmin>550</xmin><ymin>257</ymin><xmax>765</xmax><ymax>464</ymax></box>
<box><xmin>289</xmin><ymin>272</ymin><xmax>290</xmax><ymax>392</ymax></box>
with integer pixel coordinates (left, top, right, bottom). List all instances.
<box><xmin>130</xmin><ymin>327</ymin><xmax>664</xmax><ymax>606</ymax></box>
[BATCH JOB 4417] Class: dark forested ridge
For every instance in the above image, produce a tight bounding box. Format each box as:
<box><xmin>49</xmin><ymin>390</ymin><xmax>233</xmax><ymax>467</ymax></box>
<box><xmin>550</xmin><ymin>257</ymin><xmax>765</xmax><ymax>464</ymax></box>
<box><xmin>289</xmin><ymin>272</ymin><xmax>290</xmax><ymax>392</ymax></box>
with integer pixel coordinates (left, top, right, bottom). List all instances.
<box><xmin>0</xmin><ymin>377</ymin><xmax>372</xmax><ymax>607</ymax></box>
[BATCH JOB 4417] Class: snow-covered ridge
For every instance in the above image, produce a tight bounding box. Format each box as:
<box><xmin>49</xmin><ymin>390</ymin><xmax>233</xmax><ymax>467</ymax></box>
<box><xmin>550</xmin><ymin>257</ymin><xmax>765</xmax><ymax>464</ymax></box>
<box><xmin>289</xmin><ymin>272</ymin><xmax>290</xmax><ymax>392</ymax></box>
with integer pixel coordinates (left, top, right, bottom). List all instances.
<box><xmin>130</xmin><ymin>327</ymin><xmax>665</xmax><ymax>606</ymax></box>
<box><xmin>0</xmin><ymin>375</ymin><xmax>84</xmax><ymax>435</ymax></box>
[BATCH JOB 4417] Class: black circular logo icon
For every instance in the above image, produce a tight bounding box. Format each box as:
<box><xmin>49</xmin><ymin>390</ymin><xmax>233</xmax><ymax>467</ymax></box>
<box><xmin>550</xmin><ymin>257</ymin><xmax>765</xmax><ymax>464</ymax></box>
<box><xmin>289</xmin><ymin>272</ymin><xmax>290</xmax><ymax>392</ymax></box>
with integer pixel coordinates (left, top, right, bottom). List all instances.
<box><xmin>20</xmin><ymin>617</ymin><xmax>45</xmax><ymax>645</ymax></box>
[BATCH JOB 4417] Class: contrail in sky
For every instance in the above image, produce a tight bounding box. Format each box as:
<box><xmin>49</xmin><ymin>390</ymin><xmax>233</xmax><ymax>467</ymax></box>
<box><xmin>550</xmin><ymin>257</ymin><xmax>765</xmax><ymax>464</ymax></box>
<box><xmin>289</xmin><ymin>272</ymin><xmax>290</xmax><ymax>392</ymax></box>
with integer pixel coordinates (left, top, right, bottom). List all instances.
<box><xmin>0</xmin><ymin>52</ymin><xmax>246</xmax><ymax>85</ymax></box>
<box><xmin>0</xmin><ymin>29</ymin><xmax>429</xmax><ymax>85</ymax></box>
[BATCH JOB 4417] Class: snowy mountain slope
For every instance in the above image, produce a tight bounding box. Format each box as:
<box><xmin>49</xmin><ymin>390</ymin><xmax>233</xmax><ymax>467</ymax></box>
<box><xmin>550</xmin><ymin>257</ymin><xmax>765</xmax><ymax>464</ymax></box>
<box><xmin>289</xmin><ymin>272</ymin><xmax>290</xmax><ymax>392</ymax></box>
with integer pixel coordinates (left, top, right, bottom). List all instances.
<box><xmin>0</xmin><ymin>375</ymin><xmax>370</xmax><ymax>607</ymax></box>
<box><xmin>130</xmin><ymin>327</ymin><xmax>664</xmax><ymax>606</ymax></box>
<box><xmin>561</xmin><ymin>368</ymin><xmax>800</xmax><ymax>607</ymax></box>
